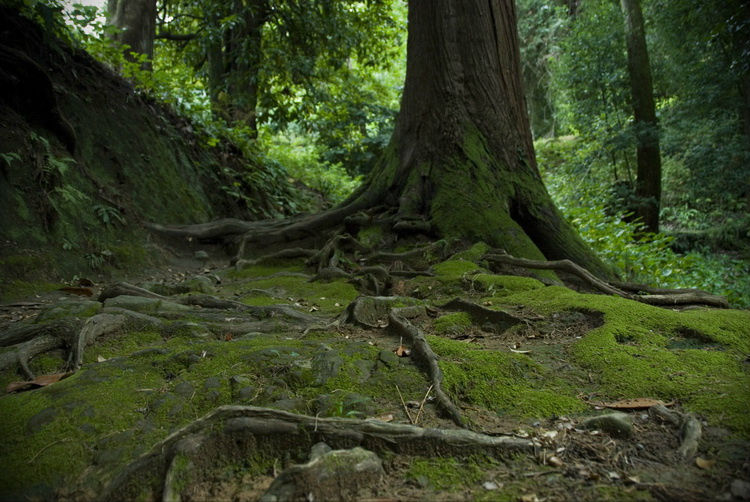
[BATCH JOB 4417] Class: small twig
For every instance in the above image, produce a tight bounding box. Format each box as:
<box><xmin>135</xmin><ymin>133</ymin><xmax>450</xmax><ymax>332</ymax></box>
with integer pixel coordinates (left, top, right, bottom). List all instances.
<box><xmin>414</xmin><ymin>384</ymin><xmax>433</xmax><ymax>425</ymax></box>
<box><xmin>395</xmin><ymin>385</ymin><xmax>414</xmax><ymax>424</ymax></box>
<box><xmin>28</xmin><ymin>438</ymin><xmax>72</xmax><ymax>464</ymax></box>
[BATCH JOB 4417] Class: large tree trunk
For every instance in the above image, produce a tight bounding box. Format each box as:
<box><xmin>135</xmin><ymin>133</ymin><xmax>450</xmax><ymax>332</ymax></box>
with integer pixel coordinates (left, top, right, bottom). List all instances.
<box><xmin>620</xmin><ymin>0</ymin><xmax>661</xmax><ymax>233</ymax></box>
<box><xmin>350</xmin><ymin>0</ymin><xmax>610</xmax><ymax>277</ymax></box>
<box><xmin>151</xmin><ymin>0</ymin><xmax>612</xmax><ymax>280</ymax></box>
<box><xmin>106</xmin><ymin>0</ymin><xmax>156</xmax><ymax>70</ymax></box>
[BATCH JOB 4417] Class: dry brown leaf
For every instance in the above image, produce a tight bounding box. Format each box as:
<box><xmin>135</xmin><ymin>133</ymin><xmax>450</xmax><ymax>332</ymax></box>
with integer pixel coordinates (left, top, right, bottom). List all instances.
<box><xmin>695</xmin><ymin>457</ymin><xmax>716</xmax><ymax>470</ymax></box>
<box><xmin>6</xmin><ymin>372</ymin><xmax>70</xmax><ymax>393</ymax></box>
<box><xmin>394</xmin><ymin>345</ymin><xmax>411</xmax><ymax>357</ymax></box>
<box><xmin>601</xmin><ymin>398</ymin><xmax>666</xmax><ymax>410</ymax></box>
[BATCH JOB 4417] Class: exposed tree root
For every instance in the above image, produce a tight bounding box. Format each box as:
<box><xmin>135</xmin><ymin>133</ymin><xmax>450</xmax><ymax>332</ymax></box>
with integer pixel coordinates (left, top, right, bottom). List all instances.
<box><xmin>101</xmin><ymin>405</ymin><xmax>533</xmax><ymax>500</ymax></box>
<box><xmin>233</xmin><ymin>247</ymin><xmax>317</xmax><ymax>268</ymax></box>
<box><xmin>388</xmin><ymin>307</ymin><xmax>466</xmax><ymax>428</ymax></box>
<box><xmin>339</xmin><ymin>296</ymin><xmax>465</xmax><ymax>427</ymax></box>
<box><xmin>649</xmin><ymin>404</ymin><xmax>702</xmax><ymax>460</ymax></box>
<box><xmin>484</xmin><ymin>251</ymin><xmax>729</xmax><ymax>308</ymax></box>
<box><xmin>0</xmin><ymin>334</ymin><xmax>66</xmax><ymax>380</ymax></box>
<box><xmin>99</xmin><ymin>282</ymin><xmax>318</xmax><ymax>325</ymax></box>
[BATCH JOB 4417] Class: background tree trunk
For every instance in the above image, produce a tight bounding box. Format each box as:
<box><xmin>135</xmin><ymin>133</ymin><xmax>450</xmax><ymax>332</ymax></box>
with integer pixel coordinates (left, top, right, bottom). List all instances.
<box><xmin>353</xmin><ymin>0</ymin><xmax>610</xmax><ymax>278</ymax></box>
<box><xmin>620</xmin><ymin>0</ymin><xmax>661</xmax><ymax>233</ymax></box>
<box><xmin>106</xmin><ymin>0</ymin><xmax>156</xmax><ymax>70</ymax></box>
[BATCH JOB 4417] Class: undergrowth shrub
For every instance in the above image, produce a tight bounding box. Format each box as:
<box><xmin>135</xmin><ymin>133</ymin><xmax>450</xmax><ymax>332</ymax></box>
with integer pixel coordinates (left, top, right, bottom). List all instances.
<box><xmin>537</xmin><ymin>138</ymin><xmax>750</xmax><ymax>307</ymax></box>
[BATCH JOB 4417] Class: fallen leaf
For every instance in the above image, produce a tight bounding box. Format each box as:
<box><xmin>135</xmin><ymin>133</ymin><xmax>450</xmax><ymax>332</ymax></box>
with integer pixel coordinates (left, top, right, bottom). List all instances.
<box><xmin>695</xmin><ymin>457</ymin><xmax>716</xmax><ymax>470</ymax></box>
<box><xmin>309</xmin><ymin>305</ymin><xmax>319</xmax><ymax>312</ymax></box>
<box><xmin>601</xmin><ymin>398</ymin><xmax>667</xmax><ymax>410</ymax></box>
<box><xmin>482</xmin><ymin>481</ymin><xmax>499</xmax><ymax>490</ymax></box>
<box><xmin>97</xmin><ymin>355</ymin><xmax>107</xmax><ymax>362</ymax></box>
<box><xmin>58</xmin><ymin>286</ymin><xmax>93</xmax><ymax>297</ymax></box>
<box><xmin>520</xmin><ymin>494</ymin><xmax>539</xmax><ymax>502</ymax></box>
<box><xmin>225</xmin><ymin>334</ymin><xmax>233</xmax><ymax>341</ymax></box>
<box><xmin>6</xmin><ymin>372</ymin><xmax>70</xmax><ymax>393</ymax></box>
<box><xmin>395</xmin><ymin>345</ymin><xmax>411</xmax><ymax>357</ymax></box>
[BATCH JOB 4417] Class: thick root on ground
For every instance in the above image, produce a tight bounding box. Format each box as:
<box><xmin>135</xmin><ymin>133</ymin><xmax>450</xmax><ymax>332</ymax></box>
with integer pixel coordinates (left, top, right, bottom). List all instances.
<box><xmin>101</xmin><ymin>405</ymin><xmax>533</xmax><ymax>501</ymax></box>
<box><xmin>485</xmin><ymin>251</ymin><xmax>729</xmax><ymax>308</ymax></box>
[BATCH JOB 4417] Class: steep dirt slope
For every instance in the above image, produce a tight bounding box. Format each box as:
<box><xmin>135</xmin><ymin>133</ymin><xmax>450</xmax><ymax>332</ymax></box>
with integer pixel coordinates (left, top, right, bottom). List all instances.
<box><xmin>0</xmin><ymin>7</ymin><xmax>297</xmax><ymax>297</ymax></box>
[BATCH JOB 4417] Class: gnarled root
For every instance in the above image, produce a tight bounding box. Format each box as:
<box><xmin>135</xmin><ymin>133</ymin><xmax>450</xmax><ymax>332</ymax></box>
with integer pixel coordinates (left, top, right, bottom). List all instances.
<box><xmin>485</xmin><ymin>251</ymin><xmax>729</xmax><ymax>308</ymax></box>
<box><xmin>388</xmin><ymin>306</ymin><xmax>466</xmax><ymax>428</ymax></box>
<box><xmin>100</xmin><ymin>405</ymin><xmax>533</xmax><ymax>501</ymax></box>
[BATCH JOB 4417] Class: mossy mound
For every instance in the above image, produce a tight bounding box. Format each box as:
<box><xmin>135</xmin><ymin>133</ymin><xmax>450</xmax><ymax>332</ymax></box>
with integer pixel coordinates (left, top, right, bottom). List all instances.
<box><xmin>491</xmin><ymin>286</ymin><xmax>750</xmax><ymax>435</ymax></box>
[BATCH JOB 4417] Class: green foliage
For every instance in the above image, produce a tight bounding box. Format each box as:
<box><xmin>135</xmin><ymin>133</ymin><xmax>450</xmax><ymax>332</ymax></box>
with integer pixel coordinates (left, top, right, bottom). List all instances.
<box><xmin>0</xmin><ymin>152</ymin><xmax>21</xmax><ymax>168</ymax></box>
<box><xmin>263</xmin><ymin>129</ymin><xmax>362</xmax><ymax>204</ymax></box>
<box><xmin>537</xmin><ymin>138</ymin><xmax>750</xmax><ymax>307</ymax></box>
<box><xmin>92</xmin><ymin>204</ymin><xmax>125</xmax><ymax>227</ymax></box>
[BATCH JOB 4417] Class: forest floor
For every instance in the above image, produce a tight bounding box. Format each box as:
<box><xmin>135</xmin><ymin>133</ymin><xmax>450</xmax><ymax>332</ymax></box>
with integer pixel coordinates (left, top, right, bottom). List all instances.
<box><xmin>1</xmin><ymin>237</ymin><xmax>749</xmax><ymax>502</ymax></box>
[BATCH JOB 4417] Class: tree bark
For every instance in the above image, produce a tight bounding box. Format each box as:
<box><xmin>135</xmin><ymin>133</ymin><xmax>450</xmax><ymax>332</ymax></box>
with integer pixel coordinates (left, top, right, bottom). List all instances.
<box><xmin>205</xmin><ymin>0</ymin><xmax>266</xmax><ymax>135</ymax></box>
<box><xmin>106</xmin><ymin>0</ymin><xmax>157</xmax><ymax>70</ymax></box>
<box><xmin>350</xmin><ymin>0</ymin><xmax>611</xmax><ymax>278</ymax></box>
<box><xmin>620</xmin><ymin>0</ymin><xmax>661</xmax><ymax>233</ymax></box>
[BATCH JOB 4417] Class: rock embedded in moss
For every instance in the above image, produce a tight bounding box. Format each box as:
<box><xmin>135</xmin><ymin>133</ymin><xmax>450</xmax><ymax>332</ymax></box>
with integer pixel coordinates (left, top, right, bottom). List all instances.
<box><xmin>581</xmin><ymin>412</ymin><xmax>633</xmax><ymax>438</ymax></box>
<box><xmin>259</xmin><ymin>447</ymin><xmax>383</xmax><ymax>502</ymax></box>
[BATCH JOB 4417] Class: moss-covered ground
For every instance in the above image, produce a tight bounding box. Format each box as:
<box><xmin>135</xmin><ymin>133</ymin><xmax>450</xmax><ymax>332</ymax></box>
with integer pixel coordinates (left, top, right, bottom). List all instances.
<box><xmin>0</xmin><ymin>242</ymin><xmax>748</xmax><ymax>501</ymax></box>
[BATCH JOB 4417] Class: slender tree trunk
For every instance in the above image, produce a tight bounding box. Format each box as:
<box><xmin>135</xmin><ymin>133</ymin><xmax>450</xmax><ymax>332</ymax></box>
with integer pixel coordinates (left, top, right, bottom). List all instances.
<box><xmin>352</xmin><ymin>0</ymin><xmax>611</xmax><ymax>278</ymax></box>
<box><xmin>206</xmin><ymin>1</ymin><xmax>266</xmax><ymax>135</ymax></box>
<box><xmin>740</xmin><ymin>74</ymin><xmax>750</xmax><ymax>145</ymax></box>
<box><xmin>620</xmin><ymin>0</ymin><xmax>661</xmax><ymax>233</ymax></box>
<box><xmin>106</xmin><ymin>0</ymin><xmax>156</xmax><ymax>70</ymax></box>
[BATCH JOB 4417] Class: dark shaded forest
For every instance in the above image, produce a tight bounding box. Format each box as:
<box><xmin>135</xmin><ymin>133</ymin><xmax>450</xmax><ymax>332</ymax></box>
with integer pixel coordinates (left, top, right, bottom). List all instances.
<box><xmin>0</xmin><ymin>0</ymin><xmax>748</xmax><ymax>501</ymax></box>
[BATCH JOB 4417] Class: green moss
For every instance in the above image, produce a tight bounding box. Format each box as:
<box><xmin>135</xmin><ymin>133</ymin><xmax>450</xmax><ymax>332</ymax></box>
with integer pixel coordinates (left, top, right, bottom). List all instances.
<box><xmin>28</xmin><ymin>352</ymin><xmax>66</xmax><ymax>376</ymax></box>
<box><xmin>238</xmin><ymin>275</ymin><xmax>357</xmax><ymax>313</ymax></box>
<box><xmin>433</xmin><ymin>312</ymin><xmax>472</xmax><ymax>335</ymax></box>
<box><xmin>0</xmin><ymin>361</ymin><xmax>165</xmax><ymax>496</ymax></box>
<box><xmin>83</xmin><ymin>330</ymin><xmax>164</xmax><ymax>363</ymax></box>
<box><xmin>36</xmin><ymin>301</ymin><xmax>102</xmax><ymax>322</ymax></box>
<box><xmin>109</xmin><ymin>244</ymin><xmax>150</xmax><ymax>270</ymax></box>
<box><xmin>432</xmin><ymin>259</ymin><xmax>483</xmax><ymax>281</ymax></box>
<box><xmin>225</xmin><ymin>259</ymin><xmax>306</xmax><ymax>279</ymax></box>
<box><xmin>450</xmin><ymin>242</ymin><xmax>491</xmax><ymax>262</ymax></box>
<box><xmin>0</xmin><ymin>280</ymin><xmax>63</xmax><ymax>302</ymax></box>
<box><xmin>429</xmin><ymin>336</ymin><xmax>586</xmax><ymax>418</ymax></box>
<box><xmin>472</xmin><ymin>274</ymin><xmax>545</xmax><ymax>296</ymax></box>
<box><xmin>406</xmin><ymin>456</ymin><xmax>488</xmax><ymax>490</ymax></box>
<box><xmin>496</xmin><ymin>286</ymin><xmax>750</xmax><ymax>435</ymax></box>
<box><xmin>428</xmin><ymin>125</ymin><xmax>550</xmax><ymax>263</ymax></box>
<box><xmin>357</xmin><ymin>225</ymin><xmax>384</xmax><ymax>249</ymax></box>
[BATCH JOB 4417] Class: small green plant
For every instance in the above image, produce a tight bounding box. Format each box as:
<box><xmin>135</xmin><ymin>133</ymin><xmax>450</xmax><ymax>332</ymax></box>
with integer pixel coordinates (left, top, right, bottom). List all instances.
<box><xmin>92</xmin><ymin>204</ymin><xmax>125</xmax><ymax>227</ymax></box>
<box><xmin>0</xmin><ymin>152</ymin><xmax>21</xmax><ymax>168</ymax></box>
<box><xmin>84</xmin><ymin>249</ymin><xmax>113</xmax><ymax>270</ymax></box>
